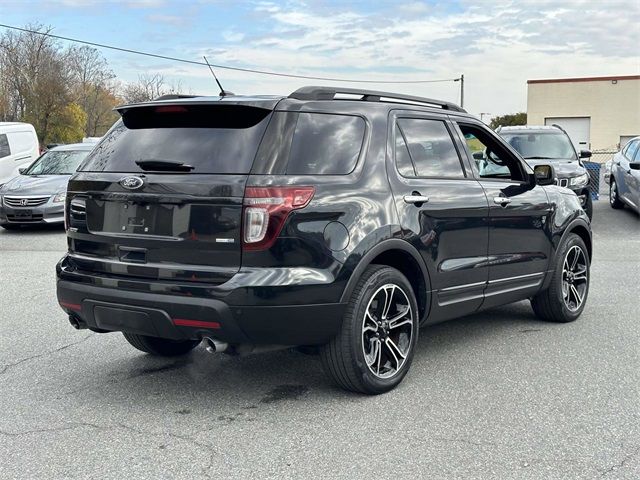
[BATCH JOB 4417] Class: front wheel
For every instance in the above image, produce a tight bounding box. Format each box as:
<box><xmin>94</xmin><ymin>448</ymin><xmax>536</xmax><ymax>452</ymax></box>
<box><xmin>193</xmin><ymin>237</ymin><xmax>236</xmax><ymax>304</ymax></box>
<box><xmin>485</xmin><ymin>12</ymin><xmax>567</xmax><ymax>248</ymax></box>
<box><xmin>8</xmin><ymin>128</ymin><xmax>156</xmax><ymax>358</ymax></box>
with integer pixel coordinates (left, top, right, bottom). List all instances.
<box><xmin>531</xmin><ymin>233</ymin><xmax>590</xmax><ymax>322</ymax></box>
<box><xmin>320</xmin><ymin>265</ymin><xmax>419</xmax><ymax>394</ymax></box>
<box><xmin>122</xmin><ymin>332</ymin><xmax>200</xmax><ymax>356</ymax></box>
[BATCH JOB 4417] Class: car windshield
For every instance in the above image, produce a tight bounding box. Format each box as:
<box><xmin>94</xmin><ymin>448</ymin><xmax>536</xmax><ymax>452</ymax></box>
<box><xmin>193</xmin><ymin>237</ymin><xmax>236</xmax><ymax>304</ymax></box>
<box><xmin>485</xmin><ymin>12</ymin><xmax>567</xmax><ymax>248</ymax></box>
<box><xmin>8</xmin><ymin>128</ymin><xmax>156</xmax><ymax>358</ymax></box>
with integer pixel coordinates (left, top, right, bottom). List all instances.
<box><xmin>24</xmin><ymin>149</ymin><xmax>90</xmax><ymax>175</ymax></box>
<box><xmin>502</xmin><ymin>132</ymin><xmax>577</xmax><ymax>160</ymax></box>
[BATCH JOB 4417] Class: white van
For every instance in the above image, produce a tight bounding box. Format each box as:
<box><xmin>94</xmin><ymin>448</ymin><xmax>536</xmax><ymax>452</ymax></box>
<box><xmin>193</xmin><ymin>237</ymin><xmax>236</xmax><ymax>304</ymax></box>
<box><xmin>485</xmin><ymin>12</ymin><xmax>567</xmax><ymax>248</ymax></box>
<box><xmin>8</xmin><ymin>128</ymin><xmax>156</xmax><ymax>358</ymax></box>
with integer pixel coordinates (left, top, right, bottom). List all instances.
<box><xmin>0</xmin><ymin>122</ymin><xmax>40</xmax><ymax>186</ymax></box>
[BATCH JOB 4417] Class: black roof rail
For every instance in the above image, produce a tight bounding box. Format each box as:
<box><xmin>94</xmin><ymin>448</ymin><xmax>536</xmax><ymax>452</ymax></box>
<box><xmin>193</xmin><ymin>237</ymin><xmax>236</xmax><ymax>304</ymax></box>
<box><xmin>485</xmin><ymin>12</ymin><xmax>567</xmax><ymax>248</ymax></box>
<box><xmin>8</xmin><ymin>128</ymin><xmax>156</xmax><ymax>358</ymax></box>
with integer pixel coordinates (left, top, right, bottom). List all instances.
<box><xmin>154</xmin><ymin>94</ymin><xmax>200</xmax><ymax>101</ymax></box>
<box><xmin>288</xmin><ymin>86</ymin><xmax>466</xmax><ymax>112</ymax></box>
<box><xmin>550</xmin><ymin>123</ymin><xmax>569</xmax><ymax>134</ymax></box>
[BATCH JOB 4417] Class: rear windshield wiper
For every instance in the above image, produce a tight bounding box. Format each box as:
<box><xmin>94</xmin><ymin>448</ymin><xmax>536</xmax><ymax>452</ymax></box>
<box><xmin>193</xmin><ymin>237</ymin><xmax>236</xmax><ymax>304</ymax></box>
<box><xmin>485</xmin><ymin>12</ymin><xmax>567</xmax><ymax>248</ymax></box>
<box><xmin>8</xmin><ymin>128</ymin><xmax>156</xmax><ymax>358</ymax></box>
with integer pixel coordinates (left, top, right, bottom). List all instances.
<box><xmin>135</xmin><ymin>159</ymin><xmax>194</xmax><ymax>172</ymax></box>
<box><xmin>523</xmin><ymin>156</ymin><xmax>554</xmax><ymax>159</ymax></box>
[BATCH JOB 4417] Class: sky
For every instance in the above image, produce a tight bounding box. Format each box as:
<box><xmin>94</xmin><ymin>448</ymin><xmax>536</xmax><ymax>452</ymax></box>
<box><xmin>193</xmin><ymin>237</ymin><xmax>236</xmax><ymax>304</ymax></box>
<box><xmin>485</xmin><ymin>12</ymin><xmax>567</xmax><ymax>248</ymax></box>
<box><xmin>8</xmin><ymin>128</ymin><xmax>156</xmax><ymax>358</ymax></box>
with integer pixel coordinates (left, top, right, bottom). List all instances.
<box><xmin>1</xmin><ymin>0</ymin><xmax>639</xmax><ymax>119</ymax></box>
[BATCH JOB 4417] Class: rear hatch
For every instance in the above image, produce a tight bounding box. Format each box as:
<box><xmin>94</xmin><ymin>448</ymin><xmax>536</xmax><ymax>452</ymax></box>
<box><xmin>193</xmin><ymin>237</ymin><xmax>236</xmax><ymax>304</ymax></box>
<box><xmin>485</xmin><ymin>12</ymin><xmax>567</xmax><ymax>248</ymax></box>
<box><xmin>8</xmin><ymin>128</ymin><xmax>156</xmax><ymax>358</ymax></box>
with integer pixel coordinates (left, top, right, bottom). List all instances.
<box><xmin>66</xmin><ymin>102</ymin><xmax>274</xmax><ymax>284</ymax></box>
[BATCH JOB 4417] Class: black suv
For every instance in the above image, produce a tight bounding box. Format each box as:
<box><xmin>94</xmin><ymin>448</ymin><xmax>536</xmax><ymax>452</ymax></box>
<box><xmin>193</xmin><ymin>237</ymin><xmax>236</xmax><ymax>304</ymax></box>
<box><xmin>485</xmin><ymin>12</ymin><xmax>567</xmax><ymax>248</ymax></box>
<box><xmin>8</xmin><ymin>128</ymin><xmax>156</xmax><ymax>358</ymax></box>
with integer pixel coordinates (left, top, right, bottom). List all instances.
<box><xmin>496</xmin><ymin>125</ymin><xmax>593</xmax><ymax>219</ymax></box>
<box><xmin>56</xmin><ymin>87</ymin><xmax>592</xmax><ymax>394</ymax></box>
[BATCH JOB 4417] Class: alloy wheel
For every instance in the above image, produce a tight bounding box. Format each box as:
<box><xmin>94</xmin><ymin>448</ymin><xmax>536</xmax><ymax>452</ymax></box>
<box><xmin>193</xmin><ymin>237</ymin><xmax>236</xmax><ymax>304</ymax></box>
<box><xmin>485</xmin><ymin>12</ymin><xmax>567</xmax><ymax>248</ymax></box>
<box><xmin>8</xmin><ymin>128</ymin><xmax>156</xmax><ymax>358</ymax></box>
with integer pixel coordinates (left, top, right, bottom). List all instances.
<box><xmin>610</xmin><ymin>181</ymin><xmax>617</xmax><ymax>206</ymax></box>
<box><xmin>362</xmin><ymin>284</ymin><xmax>414</xmax><ymax>379</ymax></box>
<box><xmin>562</xmin><ymin>245</ymin><xmax>588</xmax><ymax>312</ymax></box>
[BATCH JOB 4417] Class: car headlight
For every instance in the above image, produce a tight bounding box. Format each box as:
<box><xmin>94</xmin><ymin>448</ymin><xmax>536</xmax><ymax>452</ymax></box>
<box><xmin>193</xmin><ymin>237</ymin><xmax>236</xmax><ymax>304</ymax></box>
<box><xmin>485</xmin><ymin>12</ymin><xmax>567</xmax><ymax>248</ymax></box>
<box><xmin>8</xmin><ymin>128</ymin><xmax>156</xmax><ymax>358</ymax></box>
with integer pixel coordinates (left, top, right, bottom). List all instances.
<box><xmin>570</xmin><ymin>173</ymin><xmax>589</xmax><ymax>187</ymax></box>
<box><xmin>52</xmin><ymin>192</ymin><xmax>66</xmax><ymax>203</ymax></box>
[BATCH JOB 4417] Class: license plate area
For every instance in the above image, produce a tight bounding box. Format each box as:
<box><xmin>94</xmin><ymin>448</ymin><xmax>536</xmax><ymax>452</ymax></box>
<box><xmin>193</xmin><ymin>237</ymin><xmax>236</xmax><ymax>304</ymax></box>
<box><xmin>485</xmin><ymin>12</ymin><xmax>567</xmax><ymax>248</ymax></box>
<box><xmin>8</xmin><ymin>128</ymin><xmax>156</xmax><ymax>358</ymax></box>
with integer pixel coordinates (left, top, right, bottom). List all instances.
<box><xmin>14</xmin><ymin>209</ymin><xmax>33</xmax><ymax>218</ymax></box>
<box><xmin>93</xmin><ymin>200</ymin><xmax>179</xmax><ymax>237</ymax></box>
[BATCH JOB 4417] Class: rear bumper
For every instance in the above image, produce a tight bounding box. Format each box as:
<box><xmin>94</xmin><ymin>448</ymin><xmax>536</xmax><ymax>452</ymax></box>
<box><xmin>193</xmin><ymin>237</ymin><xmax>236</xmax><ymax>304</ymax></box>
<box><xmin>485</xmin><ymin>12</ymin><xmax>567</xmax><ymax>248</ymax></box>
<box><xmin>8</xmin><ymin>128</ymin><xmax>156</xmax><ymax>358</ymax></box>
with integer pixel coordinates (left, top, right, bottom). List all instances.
<box><xmin>56</xmin><ymin>270</ymin><xmax>346</xmax><ymax>346</ymax></box>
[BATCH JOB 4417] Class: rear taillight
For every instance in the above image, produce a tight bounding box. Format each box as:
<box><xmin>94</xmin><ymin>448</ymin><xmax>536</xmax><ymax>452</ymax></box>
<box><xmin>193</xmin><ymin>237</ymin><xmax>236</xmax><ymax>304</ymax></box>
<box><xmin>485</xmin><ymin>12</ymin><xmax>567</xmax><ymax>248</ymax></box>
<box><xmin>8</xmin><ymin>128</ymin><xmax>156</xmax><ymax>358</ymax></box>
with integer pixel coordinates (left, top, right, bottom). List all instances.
<box><xmin>242</xmin><ymin>186</ymin><xmax>315</xmax><ymax>251</ymax></box>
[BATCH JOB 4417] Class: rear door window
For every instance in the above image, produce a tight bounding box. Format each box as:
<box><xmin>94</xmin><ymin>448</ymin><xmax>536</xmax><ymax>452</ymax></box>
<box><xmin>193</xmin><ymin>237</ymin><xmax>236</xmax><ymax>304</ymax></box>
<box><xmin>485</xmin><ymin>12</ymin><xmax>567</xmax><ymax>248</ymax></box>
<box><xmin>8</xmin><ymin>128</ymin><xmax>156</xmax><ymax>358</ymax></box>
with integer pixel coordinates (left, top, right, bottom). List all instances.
<box><xmin>0</xmin><ymin>134</ymin><xmax>10</xmax><ymax>158</ymax></box>
<box><xmin>79</xmin><ymin>105</ymin><xmax>272</xmax><ymax>174</ymax></box>
<box><xmin>253</xmin><ymin>112</ymin><xmax>365</xmax><ymax>175</ymax></box>
<box><xmin>395</xmin><ymin>118</ymin><xmax>464</xmax><ymax>178</ymax></box>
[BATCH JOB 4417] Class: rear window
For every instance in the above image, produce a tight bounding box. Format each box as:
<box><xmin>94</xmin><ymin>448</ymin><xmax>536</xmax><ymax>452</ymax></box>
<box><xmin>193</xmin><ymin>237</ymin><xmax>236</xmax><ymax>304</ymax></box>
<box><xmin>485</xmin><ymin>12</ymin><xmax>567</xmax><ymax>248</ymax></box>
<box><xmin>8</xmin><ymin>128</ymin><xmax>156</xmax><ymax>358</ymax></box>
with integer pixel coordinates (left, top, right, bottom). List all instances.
<box><xmin>253</xmin><ymin>112</ymin><xmax>365</xmax><ymax>175</ymax></box>
<box><xmin>79</xmin><ymin>105</ymin><xmax>272</xmax><ymax>174</ymax></box>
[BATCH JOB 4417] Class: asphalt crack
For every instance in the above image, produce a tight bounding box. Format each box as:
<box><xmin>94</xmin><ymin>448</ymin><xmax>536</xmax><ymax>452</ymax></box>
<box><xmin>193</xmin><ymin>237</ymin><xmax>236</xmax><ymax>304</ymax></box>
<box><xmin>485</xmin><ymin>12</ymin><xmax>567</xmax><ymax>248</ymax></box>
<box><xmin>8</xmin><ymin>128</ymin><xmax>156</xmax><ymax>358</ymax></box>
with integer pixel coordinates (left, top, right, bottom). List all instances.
<box><xmin>0</xmin><ymin>333</ymin><xmax>94</xmax><ymax>375</ymax></box>
<box><xmin>599</xmin><ymin>445</ymin><xmax>640</xmax><ymax>477</ymax></box>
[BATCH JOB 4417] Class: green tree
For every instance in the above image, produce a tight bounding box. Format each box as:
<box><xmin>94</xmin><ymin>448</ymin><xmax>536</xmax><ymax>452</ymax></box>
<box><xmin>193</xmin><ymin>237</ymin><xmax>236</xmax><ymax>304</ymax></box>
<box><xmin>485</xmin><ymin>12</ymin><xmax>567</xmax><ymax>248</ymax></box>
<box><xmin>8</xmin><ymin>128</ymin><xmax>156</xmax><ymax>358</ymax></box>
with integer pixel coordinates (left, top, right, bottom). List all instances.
<box><xmin>46</xmin><ymin>103</ymin><xmax>87</xmax><ymax>144</ymax></box>
<box><xmin>489</xmin><ymin>112</ymin><xmax>527</xmax><ymax>130</ymax></box>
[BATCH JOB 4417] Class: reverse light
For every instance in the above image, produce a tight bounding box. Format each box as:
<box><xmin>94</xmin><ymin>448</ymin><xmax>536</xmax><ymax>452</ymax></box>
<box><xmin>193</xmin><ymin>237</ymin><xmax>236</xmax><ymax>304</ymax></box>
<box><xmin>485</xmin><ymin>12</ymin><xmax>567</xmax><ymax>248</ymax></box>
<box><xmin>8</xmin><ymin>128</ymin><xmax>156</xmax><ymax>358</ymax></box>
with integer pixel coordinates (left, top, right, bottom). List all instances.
<box><xmin>242</xmin><ymin>186</ymin><xmax>315</xmax><ymax>251</ymax></box>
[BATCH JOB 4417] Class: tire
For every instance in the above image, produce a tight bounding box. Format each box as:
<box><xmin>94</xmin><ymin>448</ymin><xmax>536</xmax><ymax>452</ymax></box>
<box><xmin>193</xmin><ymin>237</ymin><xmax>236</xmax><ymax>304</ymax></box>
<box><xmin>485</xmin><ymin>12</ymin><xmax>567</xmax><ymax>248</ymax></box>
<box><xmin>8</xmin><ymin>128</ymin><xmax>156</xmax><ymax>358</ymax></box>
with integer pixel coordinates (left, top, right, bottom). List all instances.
<box><xmin>531</xmin><ymin>233</ymin><xmax>590</xmax><ymax>323</ymax></box>
<box><xmin>320</xmin><ymin>265</ymin><xmax>419</xmax><ymax>394</ymax></box>
<box><xmin>609</xmin><ymin>179</ymin><xmax>624</xmax><ymax>209</ymax></box>
<box><xmin>583</xmin><ymin>194</ymin><xmax>593</xmax><ymax>220</ymax></box>
<box><xmin>122</xmin><ymin>332</ymin><xmax>200</xmax><ymax>356</ymax></box>
<box><xmin>1</xmin><ymin>224</ymin><xmax>21</xmax><ymax>230</ymax></box>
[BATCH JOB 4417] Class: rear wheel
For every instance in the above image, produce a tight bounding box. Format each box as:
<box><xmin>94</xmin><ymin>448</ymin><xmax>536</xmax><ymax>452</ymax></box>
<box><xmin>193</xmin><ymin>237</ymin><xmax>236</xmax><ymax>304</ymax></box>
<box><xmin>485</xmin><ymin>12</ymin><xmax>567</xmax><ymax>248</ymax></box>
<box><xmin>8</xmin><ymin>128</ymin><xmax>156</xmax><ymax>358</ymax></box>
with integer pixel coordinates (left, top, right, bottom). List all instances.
<box><xmin>320</xmin><ymin>265</ymin><xmax>419</xmax><ymax>394</ymax></box>
<box><xmin>609</xmin><ymin>179</ymin><xmax>624</xmax><ymax>209</ymax></box>
<box><xmin>122</xmin><ymin>332</ymin><xmax>200</xmax><ymax>356</ymax></box>
<box><xmin>531</xmin><ymin>233</ymin><xmax>589</xmax><ymax>323</ymax></box>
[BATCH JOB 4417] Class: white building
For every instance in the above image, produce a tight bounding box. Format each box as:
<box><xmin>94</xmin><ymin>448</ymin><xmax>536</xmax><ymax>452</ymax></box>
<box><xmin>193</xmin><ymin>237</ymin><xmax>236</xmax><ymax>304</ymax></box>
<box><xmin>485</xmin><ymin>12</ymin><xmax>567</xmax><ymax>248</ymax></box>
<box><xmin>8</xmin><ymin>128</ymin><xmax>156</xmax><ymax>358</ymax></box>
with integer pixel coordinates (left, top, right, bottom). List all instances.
<box><xmin>527</xmin><ymin>75</ymin><xmax>640</xmax><ymax>151</ymax></box>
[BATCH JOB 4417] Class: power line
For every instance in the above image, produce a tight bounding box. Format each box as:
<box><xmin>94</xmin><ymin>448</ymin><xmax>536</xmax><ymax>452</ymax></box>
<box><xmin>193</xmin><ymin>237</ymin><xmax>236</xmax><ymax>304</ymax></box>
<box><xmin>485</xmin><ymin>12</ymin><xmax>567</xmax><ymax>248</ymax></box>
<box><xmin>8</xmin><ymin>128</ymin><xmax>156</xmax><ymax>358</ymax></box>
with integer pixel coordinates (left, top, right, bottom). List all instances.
<box><xmin>0</xmin><ymin>23</ymin><xmax>460</xmax><ymax>85</ymax></box>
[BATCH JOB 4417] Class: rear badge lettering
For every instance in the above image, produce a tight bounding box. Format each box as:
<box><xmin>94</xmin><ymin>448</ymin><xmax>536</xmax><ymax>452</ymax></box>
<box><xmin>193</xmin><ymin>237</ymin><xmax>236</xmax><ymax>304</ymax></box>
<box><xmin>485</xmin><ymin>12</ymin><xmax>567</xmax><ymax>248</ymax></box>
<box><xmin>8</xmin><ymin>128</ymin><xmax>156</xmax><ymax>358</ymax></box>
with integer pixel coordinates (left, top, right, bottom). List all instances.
<box><xmin>215</xmin><ymin>238</ymin><xmax>235</xmax><ymax>243</ymax></box>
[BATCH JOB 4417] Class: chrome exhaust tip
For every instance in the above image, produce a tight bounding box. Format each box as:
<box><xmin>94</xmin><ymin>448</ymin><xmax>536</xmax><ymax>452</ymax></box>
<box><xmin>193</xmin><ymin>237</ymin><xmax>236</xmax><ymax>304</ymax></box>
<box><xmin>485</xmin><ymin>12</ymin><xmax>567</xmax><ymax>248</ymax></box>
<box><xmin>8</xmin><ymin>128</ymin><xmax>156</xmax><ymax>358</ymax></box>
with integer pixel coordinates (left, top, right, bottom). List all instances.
<box><xmin>203</xmin><ymin>337</ymin><xmax>228</xmax><ymax>354</ymax></box>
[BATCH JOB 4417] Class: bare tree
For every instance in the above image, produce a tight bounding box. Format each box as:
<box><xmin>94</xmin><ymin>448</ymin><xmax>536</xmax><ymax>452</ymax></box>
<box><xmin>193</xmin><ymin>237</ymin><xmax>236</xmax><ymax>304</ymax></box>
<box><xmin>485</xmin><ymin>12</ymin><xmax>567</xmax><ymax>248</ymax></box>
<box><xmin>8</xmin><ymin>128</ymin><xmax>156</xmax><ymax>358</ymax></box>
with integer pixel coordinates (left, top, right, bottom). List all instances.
<box><xmin>0</xmin><ymin>24</ymin><xmax>72</xmax><ymax>142</ymax></box>
<box><xmin>120</xmin><ymin>73</ymin><xmax>182</xmax><ymax>104</ymax></box>
<box><xmin>67</xmin><ymin>45</ymin><xmax>119</xmax><ymax>136</ymax></box>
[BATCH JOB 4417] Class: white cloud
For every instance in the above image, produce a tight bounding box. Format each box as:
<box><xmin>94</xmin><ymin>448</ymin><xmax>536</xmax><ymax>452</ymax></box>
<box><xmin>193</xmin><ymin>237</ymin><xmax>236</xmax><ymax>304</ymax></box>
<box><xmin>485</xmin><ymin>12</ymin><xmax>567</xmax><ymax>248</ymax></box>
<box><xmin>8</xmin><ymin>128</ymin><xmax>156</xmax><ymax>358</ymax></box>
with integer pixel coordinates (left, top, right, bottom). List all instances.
<box><xmin>183</xmin><ymin>0</ymin><xmax>639</xmax><ymax>115</ymax></box>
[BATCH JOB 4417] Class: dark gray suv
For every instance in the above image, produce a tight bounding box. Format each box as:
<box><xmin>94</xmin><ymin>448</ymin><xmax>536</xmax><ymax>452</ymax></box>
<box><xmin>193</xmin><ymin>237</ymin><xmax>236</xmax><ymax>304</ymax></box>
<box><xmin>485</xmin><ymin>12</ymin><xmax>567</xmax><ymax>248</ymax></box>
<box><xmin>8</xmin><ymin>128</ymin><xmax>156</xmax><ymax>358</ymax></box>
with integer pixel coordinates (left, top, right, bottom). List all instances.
<box><xmin>496</xmin><ymin>125</ymin><xmax>593</xmax><ymax>219</ymax></box>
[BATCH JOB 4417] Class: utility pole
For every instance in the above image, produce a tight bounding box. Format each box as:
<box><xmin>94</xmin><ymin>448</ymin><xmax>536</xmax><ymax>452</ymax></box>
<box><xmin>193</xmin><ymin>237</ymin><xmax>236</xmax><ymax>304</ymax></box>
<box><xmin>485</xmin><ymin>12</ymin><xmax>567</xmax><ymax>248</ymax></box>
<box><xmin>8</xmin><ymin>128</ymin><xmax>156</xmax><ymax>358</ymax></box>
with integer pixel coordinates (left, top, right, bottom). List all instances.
<box><xmin>454</xmin><ymin>74</ymin><xmax>464</xmax><ymax>108</ymax></box>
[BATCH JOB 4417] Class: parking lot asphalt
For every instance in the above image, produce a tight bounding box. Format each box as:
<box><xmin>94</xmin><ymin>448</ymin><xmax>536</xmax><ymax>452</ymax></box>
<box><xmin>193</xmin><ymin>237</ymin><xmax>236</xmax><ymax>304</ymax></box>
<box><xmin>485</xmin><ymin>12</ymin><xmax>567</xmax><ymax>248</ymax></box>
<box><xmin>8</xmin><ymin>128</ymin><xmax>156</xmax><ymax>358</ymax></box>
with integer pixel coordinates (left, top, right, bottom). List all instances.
<box><xmin>0</xmin><ymin>200</ymin><xmax>638</xmax><ymax>480</ymax></box>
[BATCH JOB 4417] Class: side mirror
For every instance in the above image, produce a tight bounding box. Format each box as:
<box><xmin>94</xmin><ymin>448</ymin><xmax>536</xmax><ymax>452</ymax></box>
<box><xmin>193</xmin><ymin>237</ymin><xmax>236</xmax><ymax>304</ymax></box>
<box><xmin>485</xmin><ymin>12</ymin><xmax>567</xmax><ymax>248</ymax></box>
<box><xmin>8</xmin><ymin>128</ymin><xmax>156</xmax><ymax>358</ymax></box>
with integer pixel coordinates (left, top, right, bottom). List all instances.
<box><xmin>534</xmin><ymin>164</ymin><xmax>555</xmax><ymax>186</ymax></box>
<box><xmin>579</xmin><ymin>150</ymin><xmax>592</xmax><ymax>159</ymax></box>
<box><xmin>630</xmin><ymin>162</ymin><xmax>640</xmax><ymax>171</ymax></box>
<box><xmin>18</xmin><ymin>168</ymin><xmax>26</xmax><ymax>175</ymax></box>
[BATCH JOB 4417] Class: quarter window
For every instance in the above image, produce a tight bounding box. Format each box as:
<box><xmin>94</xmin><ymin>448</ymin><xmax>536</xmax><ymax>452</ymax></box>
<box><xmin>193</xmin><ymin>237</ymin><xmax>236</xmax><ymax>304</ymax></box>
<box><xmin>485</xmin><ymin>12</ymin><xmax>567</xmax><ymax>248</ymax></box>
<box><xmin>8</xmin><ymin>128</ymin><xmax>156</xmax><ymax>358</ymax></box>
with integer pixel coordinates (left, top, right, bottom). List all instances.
<box><xmin>395</xmin><ymin>118</ymin><xmax>464</xmax><ymax>178</ymax></box>
<box><xmin>0</xmin><ymin>134</ymin><xmax>10</xmax><ymax>158</ymax></box>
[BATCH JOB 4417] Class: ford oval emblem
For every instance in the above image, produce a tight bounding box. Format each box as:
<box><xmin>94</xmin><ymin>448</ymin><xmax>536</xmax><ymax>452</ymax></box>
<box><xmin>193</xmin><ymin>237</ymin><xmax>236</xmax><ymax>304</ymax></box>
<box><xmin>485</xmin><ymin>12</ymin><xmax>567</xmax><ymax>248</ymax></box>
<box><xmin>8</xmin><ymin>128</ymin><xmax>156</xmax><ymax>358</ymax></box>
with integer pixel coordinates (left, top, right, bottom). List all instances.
<box><xmin>119</xmin><ymin>176</ymin><xmax>144</xmax><ymax>190</ymax></box>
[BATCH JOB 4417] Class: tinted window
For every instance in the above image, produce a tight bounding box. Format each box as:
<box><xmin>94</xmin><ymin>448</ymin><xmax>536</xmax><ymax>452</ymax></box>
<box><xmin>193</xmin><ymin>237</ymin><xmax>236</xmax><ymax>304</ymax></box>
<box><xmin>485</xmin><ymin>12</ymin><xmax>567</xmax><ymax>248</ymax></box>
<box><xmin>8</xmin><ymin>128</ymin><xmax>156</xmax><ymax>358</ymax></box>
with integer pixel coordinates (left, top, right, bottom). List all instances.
<box><xmin>0</xmin><ymin>134</ymin><xmax>10</xmax><ymax>158</ymax></box>
<box><xmin>396</xmin><ymin>118</ymin><xmax>463</xmax><ymax>178</ymax></box>
<box><xmin>24</xmin><ymin>149</ymin><xmax>90</xmax><ymax>175</ymax></box>
<box><xmin>80</xmin><ymin>105</ymin><xmax>271</xmax><ymax>174</ymax></box>
<box><xmin>287</xmin><ymin>113</ymin><xmax>364</xmax><ymax>175</ymax></box>
<box><xmin>395</xmin><ymin>126</ymin><xmax>415</xmax><ymax>177</ymax></box>
<box><xmin>253</xmin><ymin>112</ymin><xmax>365</xmax><ymax>175</ymax></box>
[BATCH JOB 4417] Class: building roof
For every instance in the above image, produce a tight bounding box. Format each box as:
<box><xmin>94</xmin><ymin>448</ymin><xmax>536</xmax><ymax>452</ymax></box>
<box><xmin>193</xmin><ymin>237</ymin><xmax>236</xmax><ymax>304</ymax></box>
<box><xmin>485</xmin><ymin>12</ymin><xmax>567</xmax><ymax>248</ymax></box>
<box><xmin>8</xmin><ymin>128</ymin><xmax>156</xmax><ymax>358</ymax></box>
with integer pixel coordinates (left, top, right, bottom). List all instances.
<box><xmin>527</xmin><ymin>75</ymin><xmax>640</xmax><ymax>84</ymax></box>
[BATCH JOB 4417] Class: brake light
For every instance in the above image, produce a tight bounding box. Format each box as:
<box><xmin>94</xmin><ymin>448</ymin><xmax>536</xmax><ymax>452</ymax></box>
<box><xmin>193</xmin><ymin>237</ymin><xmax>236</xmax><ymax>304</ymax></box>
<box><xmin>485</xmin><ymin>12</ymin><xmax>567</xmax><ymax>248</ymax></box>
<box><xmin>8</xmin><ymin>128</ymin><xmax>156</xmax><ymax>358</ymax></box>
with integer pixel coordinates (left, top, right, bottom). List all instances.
<box><xmin>155</xmin><ymin>105</ymin><xmax>188</xmax><ymax>113</ymax></box>
<box><xmin>242</xmin><ymin>186</ymin><xmax>315</xmax><ymax>251</ymax></box>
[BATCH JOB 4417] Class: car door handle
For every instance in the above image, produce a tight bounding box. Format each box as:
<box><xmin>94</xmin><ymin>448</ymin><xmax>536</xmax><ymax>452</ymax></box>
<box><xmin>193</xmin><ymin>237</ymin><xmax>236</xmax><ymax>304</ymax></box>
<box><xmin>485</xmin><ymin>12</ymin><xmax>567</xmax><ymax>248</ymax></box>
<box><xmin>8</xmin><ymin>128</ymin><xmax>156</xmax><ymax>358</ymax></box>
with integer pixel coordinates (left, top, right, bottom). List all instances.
<box><xmin>493</xmin><ymin>196</ymin><xmax>512</xmax><ymax>206</ymax></box>
<box><xmin>403</xmin><ymin>194</ymin><xmax>430</xmax><ymax>205</ymax></box>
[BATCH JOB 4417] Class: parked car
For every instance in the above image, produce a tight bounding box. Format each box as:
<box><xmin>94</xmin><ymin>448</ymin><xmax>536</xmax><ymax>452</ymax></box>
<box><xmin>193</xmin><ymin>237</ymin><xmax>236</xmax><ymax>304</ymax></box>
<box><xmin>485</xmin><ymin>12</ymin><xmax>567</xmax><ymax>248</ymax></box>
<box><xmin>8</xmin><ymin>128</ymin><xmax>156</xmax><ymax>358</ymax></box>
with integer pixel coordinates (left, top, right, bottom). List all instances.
<box><xmin>0</xmin><ymin>122</ymin><xmax>40</xmax><ymax>186</ymax></box>
<box><xmin>56</xmin><ymin>87</ymin><xmax>592</xmax><ymax>394</ymax></box>
<box><xmin>607</xmin><ymin>136</ymin><xmax>640</xmax><ymax>213</ymax></box>
<box><xmin>0</xmin><ymin>143</ymin><xmax>94</xmax><ymax>229</ymax></box>
<box><xmin>496</xmin><ymin>125</ymin><xmax>593</xmax><ymax>219</ymax></box>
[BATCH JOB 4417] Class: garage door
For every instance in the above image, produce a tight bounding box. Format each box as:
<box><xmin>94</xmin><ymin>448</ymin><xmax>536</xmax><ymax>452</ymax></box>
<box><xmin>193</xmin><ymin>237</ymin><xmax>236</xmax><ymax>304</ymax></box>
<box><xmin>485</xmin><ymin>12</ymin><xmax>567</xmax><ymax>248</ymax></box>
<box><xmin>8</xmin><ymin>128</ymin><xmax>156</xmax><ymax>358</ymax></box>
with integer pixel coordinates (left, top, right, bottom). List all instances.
<box><xmin>544</xmin><ymin>117</ymin><xmax>590</xmax><ymax>151</ymax></box>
